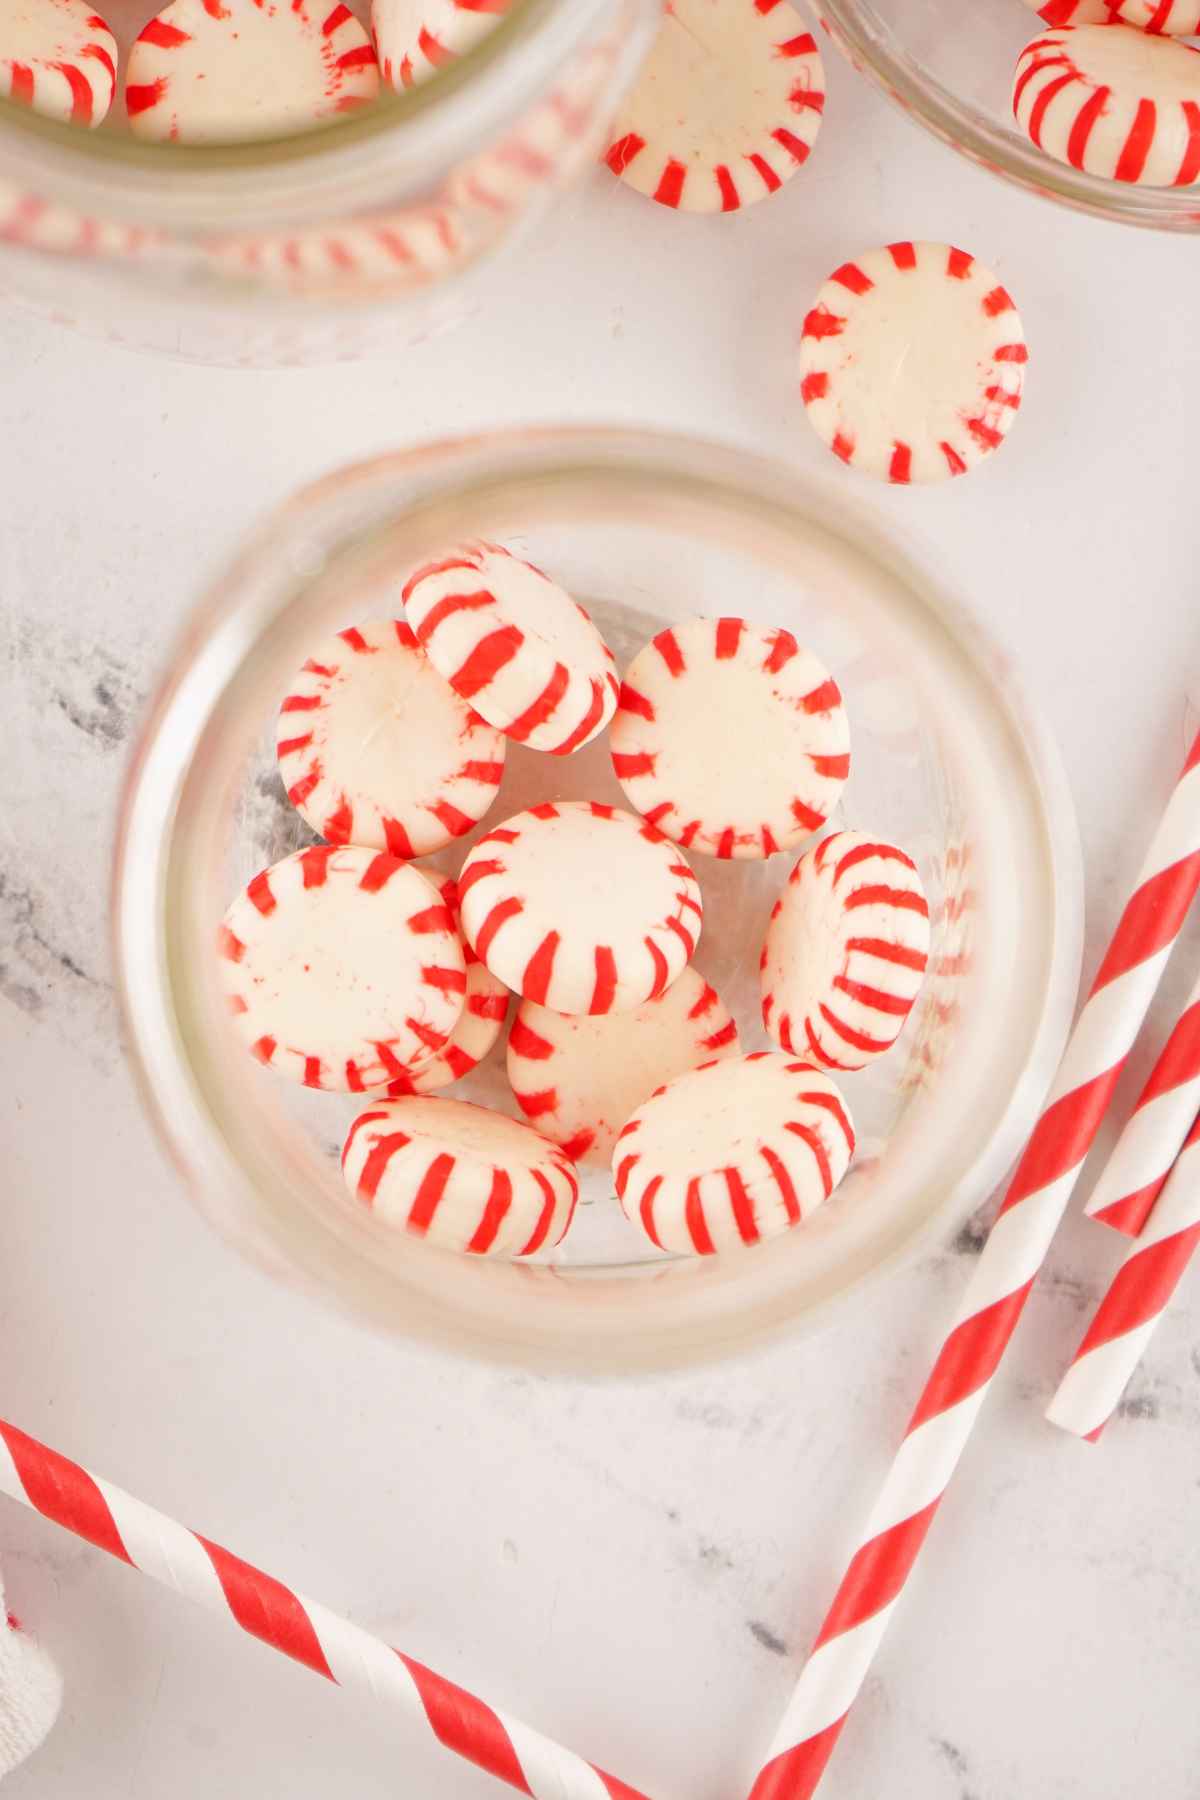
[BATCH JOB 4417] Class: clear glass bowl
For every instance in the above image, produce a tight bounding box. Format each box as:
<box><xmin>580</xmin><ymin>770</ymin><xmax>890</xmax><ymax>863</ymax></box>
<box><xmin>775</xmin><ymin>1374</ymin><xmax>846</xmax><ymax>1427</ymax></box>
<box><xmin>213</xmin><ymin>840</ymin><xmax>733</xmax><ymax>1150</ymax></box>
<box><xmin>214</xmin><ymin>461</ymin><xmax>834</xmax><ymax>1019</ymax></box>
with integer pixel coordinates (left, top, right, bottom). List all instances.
<box><xmin>0</xmin><ymin>0</ymin><xmax>655</xmax><ymax>364</ymax></box>
<box><xmin>819</xmin><ymin>0</ymin><xmax>1200</xmax><ymax>230</ymax></box>
<box><xmin>114</xmin><ymin>427</ymin><xmax>1083</xmax><ymax>1370</ymax></box>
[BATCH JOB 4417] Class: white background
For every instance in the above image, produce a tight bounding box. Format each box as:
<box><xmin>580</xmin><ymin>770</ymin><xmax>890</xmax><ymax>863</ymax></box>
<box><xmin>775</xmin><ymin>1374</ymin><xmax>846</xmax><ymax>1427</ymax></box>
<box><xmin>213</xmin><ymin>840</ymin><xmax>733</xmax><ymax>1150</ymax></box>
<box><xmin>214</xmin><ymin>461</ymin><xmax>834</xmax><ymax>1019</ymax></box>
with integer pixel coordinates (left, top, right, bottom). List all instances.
<box><xmin>2</xmin><ymin>31</ymin><xmax>1200</xmax><ymax>1800</ymax></box>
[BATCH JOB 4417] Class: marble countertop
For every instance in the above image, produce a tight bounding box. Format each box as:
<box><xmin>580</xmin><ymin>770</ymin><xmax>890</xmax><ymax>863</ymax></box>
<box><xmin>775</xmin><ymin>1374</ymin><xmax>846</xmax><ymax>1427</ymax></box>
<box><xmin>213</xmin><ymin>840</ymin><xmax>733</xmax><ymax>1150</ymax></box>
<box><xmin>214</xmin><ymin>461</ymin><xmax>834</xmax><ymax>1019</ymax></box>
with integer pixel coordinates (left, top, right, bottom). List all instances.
<box><xmin>3</xmin><ymin>48</ymin><xmax>1200</xmax><ymax>1800</ymax></box>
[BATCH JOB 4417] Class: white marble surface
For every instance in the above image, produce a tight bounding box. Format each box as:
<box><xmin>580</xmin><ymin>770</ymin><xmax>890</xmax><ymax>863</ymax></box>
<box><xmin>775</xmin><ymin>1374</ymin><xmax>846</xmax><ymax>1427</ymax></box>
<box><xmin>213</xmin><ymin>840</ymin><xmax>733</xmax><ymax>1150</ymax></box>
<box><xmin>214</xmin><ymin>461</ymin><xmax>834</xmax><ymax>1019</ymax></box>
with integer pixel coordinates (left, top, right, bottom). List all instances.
<box><xmin>3</xmin><ymin>44</ymin><xmax>1200</xmax><ymax>1800</ymax></box>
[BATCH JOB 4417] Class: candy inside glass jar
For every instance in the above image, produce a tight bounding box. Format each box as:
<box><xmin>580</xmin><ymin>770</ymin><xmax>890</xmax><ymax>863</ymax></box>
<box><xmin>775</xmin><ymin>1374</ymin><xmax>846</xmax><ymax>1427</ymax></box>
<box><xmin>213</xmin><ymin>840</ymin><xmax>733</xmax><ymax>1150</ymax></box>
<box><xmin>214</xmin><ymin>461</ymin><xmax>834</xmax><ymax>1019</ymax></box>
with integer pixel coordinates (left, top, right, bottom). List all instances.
<box><xmin>114</xmin><ymin>427</ymin><xmax>1083</xmax><ymax>1369</ymax></box>
<box><xmin>817</xmin><ymin>0</ymin><xmax>1200</xmax><ymax>229</ymax></box>
<box><xmin>0</xmin><ymin>0</ymin><xmax>658</xmax><ymax>362</ymax></box>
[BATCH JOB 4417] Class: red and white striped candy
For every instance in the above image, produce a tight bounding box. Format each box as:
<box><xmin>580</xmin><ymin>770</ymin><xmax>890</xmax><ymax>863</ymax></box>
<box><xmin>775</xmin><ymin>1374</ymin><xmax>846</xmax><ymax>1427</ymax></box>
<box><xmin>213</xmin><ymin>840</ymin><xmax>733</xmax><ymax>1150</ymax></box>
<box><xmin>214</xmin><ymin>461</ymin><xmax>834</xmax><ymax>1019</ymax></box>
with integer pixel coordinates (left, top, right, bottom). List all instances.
<box><xmin>0</xmin><ymin>0</ymin><xmax>116</xmax><ymax>127</ymax></box>
<box><xmin>603</xmin><ymin>0</ymin><xmax>824</xmax><ymax>213</ymax></box>
<box><xmin>1021</xmin><ymin>0</ymin><xmax>1119</xmax><ymax>22</ymax></box>
<box><xmin>613</xmin><ymin>1051</ymin><xmax>854</xmax><ymax>1256</ymax></box>
<box><xmin>761</xmin><ymin>831</ymin><xmax>930</xmax><ymax>1072</ymax></box>
<box><xmin>373</xmin><ymin>0</ymin><xmax>510</xmax><ymax>91</ymax></box>
<box><xmin>459</xmin><ymin>801</ymin><xmax>703</xmax><ymax>1015</ymax></box>
<box><xmin>126</xmin><ymin>0</ymin><xmax>379</xmax><ymax>144</ymax></box>
<box><xmin>206</xmin><ymin>204</ymin><xmax>464</xmax><ymax>291</ymax></box>
<box><xmin>611</xmin><ymin>617</ymin><xmax>849</xmax><ymax>860</ymax></box>
<box><xmin>385</xmin><ymin>872</ymin><xmax>509</xmax><ymax>1095</ymax></box>
<box><xmin>799</xmin><ymin>242</ymin><xmax>1027</xmax><ymax>485</ymax></box>
<box><xmin>403</xmin><ymin>542</ymin><xmax>618</xmax><ymax>757</ymax></box>
<box><xmin>341</xmin><ymin>1095</ymin><xmax>578</xmax><ymax>1255</ymax></box>
<box><xmin>275</xmin><ymin>619</ymin><xmax>504</xmax><ymax>859</ymax></box>
<box><xmin>1048</xmin><ymin>1113</ymin><xmax>1200</xmax><ymax>1440</ymax></box>
<box><xmin>217</xmin><ymin>846</ymin><xmax>465</xmax><ymax>1091</ymax></box>
<box><xmin>1083</xmin><ymin>966</ymin><xmax>1200</xmax><ymax>1234</ymax></box>
<box><xmin>1113</xmin><ymin>0</ymin><xmax>1200</xmax><ymax>30</ymax></box>
<box><xmin>506</xmin><ymin>965</ymin><xmax>739</xmax><ymax>1165</ymax></box>
<box><xmin>1012</xmin><ymin>24</ymin><xmax>1200</xmax><ymax>186</ymax></box>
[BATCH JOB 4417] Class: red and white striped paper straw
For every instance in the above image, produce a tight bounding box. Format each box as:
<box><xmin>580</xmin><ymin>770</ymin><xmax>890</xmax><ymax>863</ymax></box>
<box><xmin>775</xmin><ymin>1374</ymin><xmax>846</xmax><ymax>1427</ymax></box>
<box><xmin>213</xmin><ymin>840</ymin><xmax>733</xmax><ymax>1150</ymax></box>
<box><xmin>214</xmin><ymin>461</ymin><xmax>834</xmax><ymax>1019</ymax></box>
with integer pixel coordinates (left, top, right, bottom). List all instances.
<box><xmin>0</xmin><ymin>1419</ymin><xmax>647</xmax><ymax>1800</ymax></box>
<box><xmin>1047</xmin><ymin>1111</ymin><xmax>1200</xmax><ymax>1440</ymax></box>
<box><xmin>747</xmin><ymin>729</ymin><xmax>1200</xmax><ymax>1800</ymax></box>
<box><xmin>1082</xmin><ymin>966</ymin><xmax>1200</xmax><ymax>1236</ymax></box>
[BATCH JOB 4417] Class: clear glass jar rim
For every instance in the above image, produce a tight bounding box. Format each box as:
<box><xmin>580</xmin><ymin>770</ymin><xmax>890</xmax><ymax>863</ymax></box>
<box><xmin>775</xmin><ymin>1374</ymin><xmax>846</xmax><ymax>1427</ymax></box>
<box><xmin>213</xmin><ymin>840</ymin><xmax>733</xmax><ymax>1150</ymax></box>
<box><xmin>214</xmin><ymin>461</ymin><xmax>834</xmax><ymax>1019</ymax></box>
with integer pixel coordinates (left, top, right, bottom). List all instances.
<box><xmin>112</xmin><ymin>425</ymin><xmax>1085</xmax><ymax>1371</ymax></box>
<box><xmin>818</xmin><ymin>0</ymin><xmax>1200</xmax><ymax>232</ymax></box>
<box><xmin>0</xmin><ymin>0</ymin><xmax>619</xmax><ymax>231</ymax></box>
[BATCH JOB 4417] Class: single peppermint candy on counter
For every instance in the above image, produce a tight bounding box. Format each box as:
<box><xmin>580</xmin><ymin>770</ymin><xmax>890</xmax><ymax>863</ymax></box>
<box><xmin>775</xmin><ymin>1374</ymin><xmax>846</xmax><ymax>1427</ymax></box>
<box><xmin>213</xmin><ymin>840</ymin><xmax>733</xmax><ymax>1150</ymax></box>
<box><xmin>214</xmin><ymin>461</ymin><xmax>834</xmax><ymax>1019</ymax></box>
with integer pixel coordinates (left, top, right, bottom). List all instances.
<box><xmin>1112</xmin><ymin>0</ymin><xmax>1200</xmax><ymax>30</ymax></box>
<box><xmin>126</xmin><ymin>0</ymin><xmax>379</xmax><ymax>143</ymax></box>
<box><xmin>373</xmin><ymin>0</ymin><xmax>509</xmax><ymax>91</ymax></box>
<box><xmin>385</xmin><ymin>872</ymin><xmax>509</xmax><ymax>1095</ymax></box>
<box><xmin>275</xmin><ymin>618</ymin><xmax>505</xmax><ymax>858</ymax></box>
<box><xmin>341</xmin><ymin>1095</ymin><xmax>578</xmax><ymax>1255</ymax></box>
<box><xmin>613</xmin><ymin>1051</ymin><xmax>855</xmax><ymax>1255</ymax></box>
<box><xmin>506</xmin><ymin>965</ymin><xmax>739</xmax><ymax>1164</ymax></box>
<box><xmin>1013</xmin><ymin>24</ymin><xmax>1200</xmax><ymax>185</ymax></box>
<box><xmin>217</xmin><ymin>846</ymin><xmax>465</xmax><ymax>1090</ymax></box>
<box><xmin>459</xmin><ymin>800</ymin><xmax>703</xmax><ymax>1014</ymax></box>
<box><xmin>611</xmin><ymin>616</ymin><xmax>849</xmax><ymax>859</ymax></box>
<box><xmin>761</xmin><ymin>831</ymin><xmax>930</xmax><ymax>1071</ymax></box>
<box><xmin>603</xmin><ymin>0</ymin><xmax>824</xmax><ymax>212</ymax></box>
<box><xmin>0</xmin><ymin>0</ymin><xmax>116</xmax><ymax>126</ymax></box>
<box><xmin>402</xmin><ymin>541</ymin><xmax>618</xmax><ymax>755</ymax></box>
<box><xmin>799</xmin><ymin>241</ymin><xmax>1028</xmax><ymax>485</ymax></box>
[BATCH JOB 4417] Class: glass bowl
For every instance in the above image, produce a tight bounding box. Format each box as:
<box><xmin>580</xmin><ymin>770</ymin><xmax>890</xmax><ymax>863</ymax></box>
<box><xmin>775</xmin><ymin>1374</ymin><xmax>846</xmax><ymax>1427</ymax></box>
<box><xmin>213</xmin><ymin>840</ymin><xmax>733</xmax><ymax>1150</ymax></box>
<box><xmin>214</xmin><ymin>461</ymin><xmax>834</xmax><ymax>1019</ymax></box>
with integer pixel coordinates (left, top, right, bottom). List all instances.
<box><xmin>113</xmin><ymin>427</ymin><xmax>1083</xmax><ymax>1370</ymax></box>
<box><xmin>818</xmin><ymin>0</ymin><xmax>1200</xmax><ymax>230</ymax></box>
<box><xmin>0</xmin><ymin>0</ymin><xmax>656</xmax><ymax>364</ymax></box>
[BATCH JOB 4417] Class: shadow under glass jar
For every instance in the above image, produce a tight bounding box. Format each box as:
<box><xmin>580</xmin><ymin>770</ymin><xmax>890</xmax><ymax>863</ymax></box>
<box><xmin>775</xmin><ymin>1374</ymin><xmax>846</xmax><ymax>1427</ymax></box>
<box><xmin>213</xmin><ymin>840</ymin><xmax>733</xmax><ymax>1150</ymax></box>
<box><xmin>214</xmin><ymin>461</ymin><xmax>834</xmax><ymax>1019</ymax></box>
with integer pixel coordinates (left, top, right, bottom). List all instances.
<box><xmin>113</xmin><ymin>427</ymin><xmax>1084</xmax><ymax>1371</ymax></box>
<box><xmin>0</xmin><ymin>0</ymin><xmax>656</xmax><ymax>364</ymax></box>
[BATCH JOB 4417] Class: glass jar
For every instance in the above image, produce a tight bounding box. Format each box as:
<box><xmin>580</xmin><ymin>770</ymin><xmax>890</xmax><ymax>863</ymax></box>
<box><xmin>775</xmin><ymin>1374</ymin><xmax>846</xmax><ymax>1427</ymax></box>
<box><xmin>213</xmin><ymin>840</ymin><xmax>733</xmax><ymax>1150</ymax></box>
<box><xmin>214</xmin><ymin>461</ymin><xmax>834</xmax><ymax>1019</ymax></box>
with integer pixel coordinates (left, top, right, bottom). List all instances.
<box><xmin>818</xmin><ymin>0</ymin><xmax>1200</xmax><ymax>231</ymax></box>
<box><xmin>0</xmin><ymin>0</ymin><xmax>656</xmax><ymax>364</ymax></box>
<box><xmin>114</xmin><ymin>427</ymin><xmax>1083</xmax><ymax>1370</ymax></box>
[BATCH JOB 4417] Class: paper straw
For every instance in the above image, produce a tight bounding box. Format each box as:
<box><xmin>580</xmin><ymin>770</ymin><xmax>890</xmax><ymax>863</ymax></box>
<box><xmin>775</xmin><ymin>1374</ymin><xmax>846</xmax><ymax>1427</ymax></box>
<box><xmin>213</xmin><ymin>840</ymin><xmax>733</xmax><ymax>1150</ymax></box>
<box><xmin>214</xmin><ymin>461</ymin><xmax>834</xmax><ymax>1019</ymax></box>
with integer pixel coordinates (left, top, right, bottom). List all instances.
<box><xmin>746</xmin><ymin>728</ymin><xmax>1200</xmax><ymax>1800</ymax></box>
<box><xmin>1048</xmin><ymin>1111</ymin><xmax>1200</xmax><ymax>1440</ymax></box>
<box><xmin>0</xmin><ymin>1419</ymin><xmax>647</xmax><ymax>1800</ymax></box>
<box><xmin>1082</xmin><ymin>966</ymin><xmax>1200</xmax><ymax>1235</ymax></box>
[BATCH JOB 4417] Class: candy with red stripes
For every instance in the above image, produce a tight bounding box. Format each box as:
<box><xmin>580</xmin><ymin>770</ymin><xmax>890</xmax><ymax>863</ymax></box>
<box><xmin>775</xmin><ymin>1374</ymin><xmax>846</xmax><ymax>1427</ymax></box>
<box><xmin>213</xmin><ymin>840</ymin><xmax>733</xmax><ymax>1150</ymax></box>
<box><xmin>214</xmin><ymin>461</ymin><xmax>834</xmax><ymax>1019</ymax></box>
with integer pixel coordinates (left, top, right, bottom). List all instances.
<box><xmin>126</xmin><ymin>0</ymin><xmax>379</xmax><ymax>143</ymax></box>
<box><xmin>1020</xmin><ymin>0</ymin><xmax>1118</xmax><ymax>22</ymax></box>
<box><xmin>384</xmin><ymin>871</ymin><xmax>509</xmax><ymax>1094</ymax></box>
<box><xmin>602</xmin><ymin>0</ymin><xmax>824</xmax><ymax>212</ymax></box>
<box><xmin>799</xmin><ymin>241</ymin><xmax>1027</xmax><ymax>484</ymax></box>
<box><xmin>613</xmin><ymin>1051</ymin><xmax>854</xmax><ymax>1255</ymax></box>
<box><xmin>458</xmin><ymin>800</ymin><xmax>703</xmax><ymax>1014</ymax></box>
<box><xmin>402</xmin><ymin>541</ymin><xmax>618</xmax><ymax>756</ymax></box>
<box><xmin>1112</xmin><ymin>0</ymin><xmax>1200</xmax><ymax>30</ymax></box>
<box><xmin>1013</xmin><ymin>24</ymin><xmax>1200</xmax><ymax>186</ymax></box>
<box><xmin>761</xmin><ymin>830</ymin><xmax>930</xmax><ymax>1071</ymax></box>
<box><xmin>610</xmin><ymin>616</ymin><xmax>849</xmax><ymax>859</ymax></box>
<box><xmin>506</xmin><ymin>965</ymin><xmax>739</xmax><ymax>1164</ymax></box>
<box><xmin>217</xmin><ymin>846</ymin><xmax>465</xmax><ymax>1090</ymax></box>
<box><xmin>0</xmin><ymin>0</ymin><xmax>116</xmax><ymax>126</ymax></box>
<box><xmin>206</xmin><ymin>203</ymin><xmax>464</xmax><ymax>291</ymax></box>
<box><xmin>275</xmin><ymin>618</ymin><xmax>505</xmax><ymax>858</ymax></box>
<box><xmin>373</xmin><ymin>0</ymin><xmax>509</xmax><ymax>91</ymax></box>
<box><xmin>341</xmin><ymin>1095</ymin><xmax>578</xmax><ymax>1255</ymax></box>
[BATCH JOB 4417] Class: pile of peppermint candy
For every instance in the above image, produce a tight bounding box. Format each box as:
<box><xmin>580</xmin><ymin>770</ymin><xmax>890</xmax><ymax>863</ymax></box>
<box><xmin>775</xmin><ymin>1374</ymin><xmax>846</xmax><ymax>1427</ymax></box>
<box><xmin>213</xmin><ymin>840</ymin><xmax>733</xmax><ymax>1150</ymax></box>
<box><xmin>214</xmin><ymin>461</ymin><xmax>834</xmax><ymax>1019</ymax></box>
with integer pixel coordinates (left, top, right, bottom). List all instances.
<box><xmin>2</xmin><ymin>0</ymin><xmax>1195</xmax><ymax>188</ymax></box>
<box><xmin>0</xmin><ymin>0</ymin><xmax>498</xmax><ymax>138</ymax></box>
<box><xmin>217</xmin><ymin>542</ymin><xmax>932</xmax><ymax>1262</ymax></box>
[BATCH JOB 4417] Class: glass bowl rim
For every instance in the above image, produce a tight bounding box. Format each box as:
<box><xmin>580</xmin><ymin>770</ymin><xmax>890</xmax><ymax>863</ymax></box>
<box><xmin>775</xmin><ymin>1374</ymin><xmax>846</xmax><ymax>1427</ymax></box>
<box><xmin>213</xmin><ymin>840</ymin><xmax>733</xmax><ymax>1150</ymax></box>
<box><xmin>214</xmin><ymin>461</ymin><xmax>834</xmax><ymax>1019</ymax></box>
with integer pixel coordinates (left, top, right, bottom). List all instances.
<box><xmin>816</xmin><ymin>0</ymin><xmax>1200</xmax><ymax>233</ymax></box>
<box><xmin>112</xmin><ymin>423</ymin><xmax>1085</xmax><ymax>1372</ymax></box>
<box><xmin>0</xmin><ymin>0</ymin><xmax>635</xmax><ymax>233</ymax></box>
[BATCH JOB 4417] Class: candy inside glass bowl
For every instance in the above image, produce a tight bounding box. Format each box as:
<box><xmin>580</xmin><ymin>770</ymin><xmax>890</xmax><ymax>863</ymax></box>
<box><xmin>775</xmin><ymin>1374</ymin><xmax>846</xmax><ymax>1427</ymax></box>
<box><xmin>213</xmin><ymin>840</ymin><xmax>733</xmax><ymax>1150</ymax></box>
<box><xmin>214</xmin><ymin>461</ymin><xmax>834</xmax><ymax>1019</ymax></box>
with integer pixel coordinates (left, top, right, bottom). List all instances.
<box><xmin>818</xmin><ymin>0</ymin><xmax>1200</xmax><ymax>230</ymax></box>
<box><xmin>114</xmin><ymin>427</ymin><xmax>1083</xmax><ymax>1370</ymax></box>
